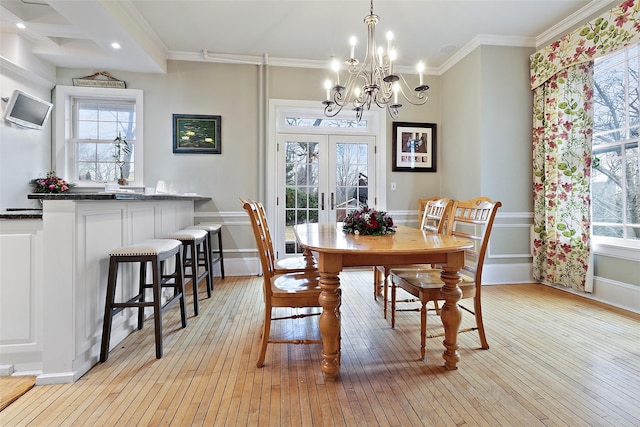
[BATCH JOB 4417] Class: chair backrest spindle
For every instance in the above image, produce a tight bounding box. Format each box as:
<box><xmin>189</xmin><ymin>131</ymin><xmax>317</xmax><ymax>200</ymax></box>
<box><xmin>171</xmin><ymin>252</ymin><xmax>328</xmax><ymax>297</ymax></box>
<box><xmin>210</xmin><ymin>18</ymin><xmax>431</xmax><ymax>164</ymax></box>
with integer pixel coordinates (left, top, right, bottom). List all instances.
<box><xmin>445</xmin><ymin>197</ymin><xmax>501</xmax><ymax>282</ymax></box>
<box><xmin>420</xmin><ymin>198</ymin><xmax>453</xmax><ymax>233</ymax></box>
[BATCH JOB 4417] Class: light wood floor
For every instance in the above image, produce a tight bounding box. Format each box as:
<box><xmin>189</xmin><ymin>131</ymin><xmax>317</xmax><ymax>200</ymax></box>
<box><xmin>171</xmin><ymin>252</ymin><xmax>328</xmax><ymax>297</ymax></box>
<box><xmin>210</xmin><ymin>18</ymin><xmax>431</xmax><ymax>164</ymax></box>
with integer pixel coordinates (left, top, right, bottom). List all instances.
<box><xmin>1</xmin><ymin>270</ymin><xmax>639</xmax><ymax>426</ymax></box>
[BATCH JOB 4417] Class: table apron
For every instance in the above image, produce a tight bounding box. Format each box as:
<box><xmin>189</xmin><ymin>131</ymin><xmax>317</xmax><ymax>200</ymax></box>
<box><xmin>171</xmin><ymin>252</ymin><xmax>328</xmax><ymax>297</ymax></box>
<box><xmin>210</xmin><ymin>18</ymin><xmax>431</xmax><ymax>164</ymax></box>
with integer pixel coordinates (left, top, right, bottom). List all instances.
<box><xmin>341</xmin><ymin>252</ymin><xmax>451</xmax><ymax>268</ymax></box>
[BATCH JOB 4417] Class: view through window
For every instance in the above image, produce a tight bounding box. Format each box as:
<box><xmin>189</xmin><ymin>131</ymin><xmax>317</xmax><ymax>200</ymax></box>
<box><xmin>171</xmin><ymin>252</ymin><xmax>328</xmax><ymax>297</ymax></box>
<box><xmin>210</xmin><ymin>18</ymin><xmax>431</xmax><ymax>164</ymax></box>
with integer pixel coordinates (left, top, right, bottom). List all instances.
<box><xmin>72</xmin><ymin>99</ymin><xmax>136</xmax><ymax>183</ymax></box>
<box><xmin>592</xmin><ymin>44</ymin><xmax>640</xmax><ymax>243</ymax></box>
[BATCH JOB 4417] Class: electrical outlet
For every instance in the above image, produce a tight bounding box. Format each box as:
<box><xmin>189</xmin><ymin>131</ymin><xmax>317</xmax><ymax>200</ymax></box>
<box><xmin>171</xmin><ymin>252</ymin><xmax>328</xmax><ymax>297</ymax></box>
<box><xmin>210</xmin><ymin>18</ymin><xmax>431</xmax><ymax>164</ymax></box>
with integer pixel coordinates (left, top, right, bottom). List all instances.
<box><xmin>391</xmin><ymin>182</ymin><xmax>397</xmax><ymax>191</ymax></box>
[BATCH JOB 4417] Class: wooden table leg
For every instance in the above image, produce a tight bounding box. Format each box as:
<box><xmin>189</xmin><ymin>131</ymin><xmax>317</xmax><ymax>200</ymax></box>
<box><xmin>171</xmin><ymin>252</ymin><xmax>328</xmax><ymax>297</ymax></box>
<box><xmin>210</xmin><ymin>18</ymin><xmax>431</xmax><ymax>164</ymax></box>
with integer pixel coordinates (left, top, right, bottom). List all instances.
<box><xmin>302</xmin><ymin>247</ymin><xmax>315</xmax><ymax>269</ymax></box>
<box><xmin>317</xmin><ymin>254</ymin><xmax>342</xmax><ymax>381</ymax></box>
<box><xmin>439</xmin><ymin>258</ymin><xmax>463</xmax><ymax>370</ymax></box>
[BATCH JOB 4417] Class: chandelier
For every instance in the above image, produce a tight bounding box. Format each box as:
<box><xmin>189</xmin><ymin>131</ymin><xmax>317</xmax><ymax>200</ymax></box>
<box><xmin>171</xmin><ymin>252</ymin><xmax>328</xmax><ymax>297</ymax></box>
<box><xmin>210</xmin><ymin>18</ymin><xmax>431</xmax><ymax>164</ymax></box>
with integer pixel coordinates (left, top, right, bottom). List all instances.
<box><xmin>322</xmin><ymin>0</ymin><xmax>430</xmax><ymax>122</ymax></box>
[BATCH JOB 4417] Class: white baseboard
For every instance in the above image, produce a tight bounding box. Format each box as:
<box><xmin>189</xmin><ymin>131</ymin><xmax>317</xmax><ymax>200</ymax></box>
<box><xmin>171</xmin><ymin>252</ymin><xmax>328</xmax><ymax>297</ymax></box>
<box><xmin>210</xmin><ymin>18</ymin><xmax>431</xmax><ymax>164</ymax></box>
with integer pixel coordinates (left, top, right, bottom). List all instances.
<box><xmin>220</xmin><ymin>257</ymin><xmax>261</xmax><ymax>277</ymax></box>
<box><xmin>482</xmin><ymin>263</ymin><xmax>533</xmax><ymax>284</ymax></box>
<box><xmin>592</xmin><ymin>276</ymin><xmax>640</xmax><ymax>314</ymax></box>
<box><xmin>36</xmin><ymin>371</ymin><xmax>77</xmax><ymax>385</ymax></box>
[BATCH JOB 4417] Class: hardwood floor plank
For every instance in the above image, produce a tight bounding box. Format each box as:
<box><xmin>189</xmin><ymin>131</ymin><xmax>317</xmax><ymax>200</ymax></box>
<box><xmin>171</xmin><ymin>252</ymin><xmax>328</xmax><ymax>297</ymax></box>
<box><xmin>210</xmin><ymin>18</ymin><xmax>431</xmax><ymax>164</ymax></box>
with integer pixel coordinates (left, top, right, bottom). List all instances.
<box><xmin>2</xmin><ymin>272</ymin><xmax>639</xmax><ymax>426</ymax></box>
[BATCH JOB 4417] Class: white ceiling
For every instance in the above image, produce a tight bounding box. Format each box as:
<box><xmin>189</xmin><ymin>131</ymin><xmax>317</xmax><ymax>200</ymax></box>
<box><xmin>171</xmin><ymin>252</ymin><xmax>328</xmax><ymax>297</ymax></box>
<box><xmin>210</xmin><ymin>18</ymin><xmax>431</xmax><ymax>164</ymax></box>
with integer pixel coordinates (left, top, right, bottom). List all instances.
<box><xmin>0</xmin><ymin>0</ymin><xmax>617</xmax><ymax>75</ymax></box>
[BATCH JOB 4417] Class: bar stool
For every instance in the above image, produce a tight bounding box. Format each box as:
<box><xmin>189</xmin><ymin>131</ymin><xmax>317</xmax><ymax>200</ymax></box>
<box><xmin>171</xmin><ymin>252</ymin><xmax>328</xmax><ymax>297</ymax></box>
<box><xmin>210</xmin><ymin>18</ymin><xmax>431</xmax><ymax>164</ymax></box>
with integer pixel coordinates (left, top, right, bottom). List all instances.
<box><xmin>187</xmin><ymin>223</ymin><xmax>225</xmax><ymax>281</ymax></box>
<box><xmin>165</xmin><ymin>229</ymin><xmax>212</xmax><ymax>316</ymax></box>
<box><xmin>100</xmin><ymin>239</ymin><xmax>187</xmax><ymax>362</ymax></box>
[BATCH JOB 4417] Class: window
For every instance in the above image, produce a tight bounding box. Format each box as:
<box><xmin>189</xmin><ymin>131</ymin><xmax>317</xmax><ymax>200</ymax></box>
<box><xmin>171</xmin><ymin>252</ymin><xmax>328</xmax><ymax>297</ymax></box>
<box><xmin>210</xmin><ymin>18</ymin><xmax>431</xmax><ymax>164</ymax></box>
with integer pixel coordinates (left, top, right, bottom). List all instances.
<box><xmin>74</xmin><ymin>99</ymin><xmax>136</xmax><ymax>183</ymax></box>
<box><xmin>592</xmin><ymin>45</ymin><xmax>640</xmax><ymax>247</ymax></box>
<box><xmin>53</xmin><ymin>86</ymin><xmax>143</xmax><ymax>187</ymax></box>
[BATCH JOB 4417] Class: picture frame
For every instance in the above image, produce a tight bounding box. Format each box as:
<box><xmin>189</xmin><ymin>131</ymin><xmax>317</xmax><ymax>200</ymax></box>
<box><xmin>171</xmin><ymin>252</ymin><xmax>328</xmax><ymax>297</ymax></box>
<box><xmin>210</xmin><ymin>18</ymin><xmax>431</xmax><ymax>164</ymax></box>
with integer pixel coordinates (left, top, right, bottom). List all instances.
<box><xmin>172</xmin><ymin>114</ymin><xmax>222</xmax><ymax>154</ymax></box>
<box><xmin>392</xmin><ymin>122</ymin><xmax>437</xmax><ymax>172</ymax></box>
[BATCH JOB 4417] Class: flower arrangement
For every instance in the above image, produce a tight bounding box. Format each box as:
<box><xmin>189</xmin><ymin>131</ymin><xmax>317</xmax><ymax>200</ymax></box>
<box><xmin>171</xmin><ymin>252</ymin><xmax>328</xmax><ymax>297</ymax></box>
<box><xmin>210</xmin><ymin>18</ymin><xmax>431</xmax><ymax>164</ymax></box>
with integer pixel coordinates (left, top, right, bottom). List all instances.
<box><xmin>30</xmin><ymin>170</ymin><xmax>74</xmax><ymax>193</ymax></box>
<box><xmin>342</xmin><ymin>206</ymin><xmax>396</xmax><ymax>236</ymax></box>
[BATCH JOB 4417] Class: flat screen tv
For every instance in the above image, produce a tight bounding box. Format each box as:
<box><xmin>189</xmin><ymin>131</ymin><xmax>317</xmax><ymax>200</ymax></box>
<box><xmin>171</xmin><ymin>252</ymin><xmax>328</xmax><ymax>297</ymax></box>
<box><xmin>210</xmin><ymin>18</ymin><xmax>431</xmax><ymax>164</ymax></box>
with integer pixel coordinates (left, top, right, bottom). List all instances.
<box><xmin>3</xmin><ymin>89</ymin><xmax>53</xmax><ymax>130</ymax></box>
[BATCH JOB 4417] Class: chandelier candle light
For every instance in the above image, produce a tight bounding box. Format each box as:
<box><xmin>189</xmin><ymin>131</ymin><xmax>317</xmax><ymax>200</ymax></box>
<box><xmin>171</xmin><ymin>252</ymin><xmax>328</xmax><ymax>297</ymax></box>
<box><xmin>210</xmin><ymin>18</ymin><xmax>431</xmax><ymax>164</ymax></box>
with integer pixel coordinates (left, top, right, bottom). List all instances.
<box><xmin>323</xmin><ymin>0</ymin><xmax>430</xmax><ymax>122</ymax></box>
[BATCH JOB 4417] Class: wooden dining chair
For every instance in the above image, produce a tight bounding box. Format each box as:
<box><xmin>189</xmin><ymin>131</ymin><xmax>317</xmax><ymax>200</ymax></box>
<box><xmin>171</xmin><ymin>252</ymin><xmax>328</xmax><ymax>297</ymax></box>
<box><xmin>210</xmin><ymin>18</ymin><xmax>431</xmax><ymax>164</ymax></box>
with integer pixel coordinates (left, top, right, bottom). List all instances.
<box><xmin>249</xmin><ymin>199</ymin><xmax>317</xmax><ymax>275</ymax></box>
<box><xmin>373</xmin><ymin>198</ymin><xmax>453</xmax><ymax>319</ymax></box>
<box><xmin>417</xmin><ymin>197</ymin><xmax>438</xmax><ymax>227</ymax></box>
<box><xmin>373</xmin><ymin>196</ymin><xmax>440</xmax><ymax>300</ymax></box>
<box><xmin>240</xmin><ymin>199</ymin><xmax>322</xmax><ymax>368</ymax></box>
<box><xmin>389</xmin><ymin>197</ymin><xmax>501</xmax><ymax>360</ymax></box>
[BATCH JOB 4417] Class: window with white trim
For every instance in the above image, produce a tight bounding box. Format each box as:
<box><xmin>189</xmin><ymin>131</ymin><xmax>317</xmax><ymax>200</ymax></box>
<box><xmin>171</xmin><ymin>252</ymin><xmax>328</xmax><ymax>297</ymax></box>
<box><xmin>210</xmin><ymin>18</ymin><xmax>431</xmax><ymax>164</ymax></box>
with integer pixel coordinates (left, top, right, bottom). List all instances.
<box><xmin>592</xmin><ymin>44</ymin><xmax>640</xmax><ymax>247</ymax></box>
<box><xmin>74</xmin><ymin>98</ymin><xmax>136</xmax><ymax>182</ymax></box>
<box><xmin>53</xmin><ymin>86</ymin><xmax>143</xmax><ymax>188</ymax></box>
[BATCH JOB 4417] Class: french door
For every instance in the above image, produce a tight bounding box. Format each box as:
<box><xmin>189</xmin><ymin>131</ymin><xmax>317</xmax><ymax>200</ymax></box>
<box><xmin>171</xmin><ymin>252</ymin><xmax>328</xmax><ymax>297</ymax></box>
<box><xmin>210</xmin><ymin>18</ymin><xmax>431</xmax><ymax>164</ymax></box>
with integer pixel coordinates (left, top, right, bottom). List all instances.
<box><xmin>276</xmin><ymin>133</ymin><xmax>376</xmax><ymax>256</ymax></box>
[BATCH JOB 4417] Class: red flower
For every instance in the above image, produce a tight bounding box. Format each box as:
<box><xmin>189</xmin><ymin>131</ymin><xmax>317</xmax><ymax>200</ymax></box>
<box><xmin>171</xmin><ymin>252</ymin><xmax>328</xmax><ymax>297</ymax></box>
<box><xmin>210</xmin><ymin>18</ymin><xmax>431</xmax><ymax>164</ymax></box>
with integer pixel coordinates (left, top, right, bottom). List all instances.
<box><xmin>615</xmin><ymin>13</ymin><xmax>629</xmax><ymax>27</ymax></box>
<box><xmin>621</xmin><ymin>0</ymin><xmax>634</xmax><ymax>12</ymax></box>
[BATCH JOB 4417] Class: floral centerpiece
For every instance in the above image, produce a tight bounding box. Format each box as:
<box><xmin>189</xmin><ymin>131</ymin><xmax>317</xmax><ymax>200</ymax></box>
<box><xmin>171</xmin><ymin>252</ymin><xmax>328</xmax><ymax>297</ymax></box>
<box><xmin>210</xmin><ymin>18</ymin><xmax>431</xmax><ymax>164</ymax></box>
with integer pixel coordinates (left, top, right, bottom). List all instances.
<box><xmin>342</xmin><ymin>206</ymin><xmax>396</xmax><ymax>236</ymax></box>
<box><xmin>30</xmin><ymin>170</ymin><xmax>74</xmax><ymax>193</ymax></box>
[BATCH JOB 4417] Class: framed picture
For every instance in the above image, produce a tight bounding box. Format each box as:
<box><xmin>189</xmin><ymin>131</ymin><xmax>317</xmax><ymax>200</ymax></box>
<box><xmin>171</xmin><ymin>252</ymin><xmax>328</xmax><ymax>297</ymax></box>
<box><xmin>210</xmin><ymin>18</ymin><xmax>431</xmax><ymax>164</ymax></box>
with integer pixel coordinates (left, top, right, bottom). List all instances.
<box><xmin>392</xmin><ymin>122</ymin><xmax>437</xmax><ymax>172</ymax></box>
<box><xmin>172</xmin><ymin>114</ymin><xmax>222</xmax><ymax>154</ymax></box>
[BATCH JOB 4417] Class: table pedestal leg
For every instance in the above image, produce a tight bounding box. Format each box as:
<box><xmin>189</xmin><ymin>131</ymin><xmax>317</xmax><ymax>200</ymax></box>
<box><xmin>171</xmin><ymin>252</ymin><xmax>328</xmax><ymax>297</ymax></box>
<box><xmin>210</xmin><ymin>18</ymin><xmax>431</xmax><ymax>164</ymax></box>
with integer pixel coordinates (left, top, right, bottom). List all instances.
<box><xmin>302</xmin><ymin>247</ymin><xmax>315</xmax><ymax>269</ymax></box>
<box><xmin>318</xmin><ymin>255</ymin><xmax>341</xmax><ymax>381</ymax></box>
<box><xmin>439</xmin><ymin>265</ymin><xmax>463</xmax><ymax>370</ymax></box>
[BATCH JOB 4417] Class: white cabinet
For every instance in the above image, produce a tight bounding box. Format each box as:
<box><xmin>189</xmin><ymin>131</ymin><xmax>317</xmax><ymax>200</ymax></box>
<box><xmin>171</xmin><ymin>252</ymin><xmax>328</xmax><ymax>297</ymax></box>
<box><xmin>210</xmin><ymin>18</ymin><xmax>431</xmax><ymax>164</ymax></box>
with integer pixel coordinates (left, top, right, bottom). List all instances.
<box><xmin>0</xmin><ymin>220</ymin><xmax>44</xmax><ymax>374</ymax></box>
<box><xmin>0</xmin><ymin>198</ymin><xmax>195</xmax><ymax>384</ymax></box>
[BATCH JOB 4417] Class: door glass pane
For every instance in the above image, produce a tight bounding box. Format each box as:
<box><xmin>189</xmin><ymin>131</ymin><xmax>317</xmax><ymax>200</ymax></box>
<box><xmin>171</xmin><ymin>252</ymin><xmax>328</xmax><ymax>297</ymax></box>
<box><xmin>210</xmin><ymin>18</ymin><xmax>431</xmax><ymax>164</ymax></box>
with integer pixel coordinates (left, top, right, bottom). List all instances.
<box><xmin>284</xmin><ymin>140</ymin><xmax>320</xmax><ymax>254</ymax></box>
<box><xmin>335</xmin><ymin>142</ymin><xmax>369</xmax><ymax>221</ymax></box>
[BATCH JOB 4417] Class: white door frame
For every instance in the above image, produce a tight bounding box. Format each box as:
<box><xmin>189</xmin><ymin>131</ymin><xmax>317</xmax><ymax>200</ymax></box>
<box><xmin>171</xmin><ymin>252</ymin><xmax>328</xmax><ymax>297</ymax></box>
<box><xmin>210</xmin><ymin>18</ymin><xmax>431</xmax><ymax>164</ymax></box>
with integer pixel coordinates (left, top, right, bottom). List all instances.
<box><xmin>266</xmin><ymin>99</ymin><xmax>387</xmax><ymax>255</ymax></box>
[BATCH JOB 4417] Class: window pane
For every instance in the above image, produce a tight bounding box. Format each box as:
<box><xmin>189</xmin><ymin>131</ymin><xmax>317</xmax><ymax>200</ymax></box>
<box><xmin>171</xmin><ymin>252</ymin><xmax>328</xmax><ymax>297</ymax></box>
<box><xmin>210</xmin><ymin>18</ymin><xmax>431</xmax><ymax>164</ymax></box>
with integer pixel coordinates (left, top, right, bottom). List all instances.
<box><xmin>97</xmin><ymin>143</ymin><xmax>114</xmax><ymax>162</ymax></box>
<box><xmin>77</xmin><ymin>163</ymin><xmax>96</xmax><ymax>181</ymax></box>
<box><xmin>592</xmin><ymin>167</ymin><xmax>623</xmax><ymax>223</ymax></box>
<box><xmin>309</xmin><ymin>188</ymin><xmax>318</xmax><ymax>209</ymax></box>
<box><xmin>77</xmin><ymin>121</ymin><xmax>98</xmax><ymax>139</ymax></box>
<box><xmin>593</xmin><ymin>225</ymin><xmax>623</xmax><ymax>238</ymax></box>
<box><xmin>98</xmin><ymin>122</ymin><xmax>118</xmax><ymax>140</ymax></box>
<box><xmin>77</xmin><ymin>143</ymin><xmax>96</xmax><ymax>161</ymax></box>
<box><xmin>98</xmin><ymin>108</ymin><xmax>118</xmax><ymax>122</ymax></box>
<box><xmin>629</xmin><ymin>57</ymin><xmax>638</xmax><ymax>129</ymax></box>
<box><xmin>626</xmin><ymin>155</ymin><xmax>639</xmax><ymax>227</ymax></box>
<box><xmin>593</xmin><ymin>62</ymin><xmax>626</xmax><ymax>133</ymax></box>
<box><xmin>77</xmin><ymin>102</ymin><xmax>98</xmax><ymax>120</ymax></box>
<box><xmin>284</xmin><ymin>117</ymin><xmax>367</xmax><ymax>128</ymax></box>
<box><xmin>626</xmin><ymin>226</ymin><xmax>640</xmax><ymax>240</ymax></box>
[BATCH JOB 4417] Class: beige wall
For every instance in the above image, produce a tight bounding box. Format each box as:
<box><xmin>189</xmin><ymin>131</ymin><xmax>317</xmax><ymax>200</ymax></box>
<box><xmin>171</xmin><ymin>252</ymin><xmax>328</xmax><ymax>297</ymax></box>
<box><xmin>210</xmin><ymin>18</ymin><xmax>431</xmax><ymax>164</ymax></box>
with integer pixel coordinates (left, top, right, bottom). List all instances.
<box><xmin>480</xmin><ymin>45</ymin><xmax>534</xmax><ymax>212</ymax></box>
<box><xmin>0</xmin><ymin>33</ymin><xmax>55</xmax><ymax>210</ymax></box>
<box><xmin>440</xmin><ymin>48</ymin><xmax>482</xmax><ymax>200</ymax></box>
<box><xmin>13</xmin><ymin>48</ymin><xmax>640</xmax><ymax>294</ymax></box>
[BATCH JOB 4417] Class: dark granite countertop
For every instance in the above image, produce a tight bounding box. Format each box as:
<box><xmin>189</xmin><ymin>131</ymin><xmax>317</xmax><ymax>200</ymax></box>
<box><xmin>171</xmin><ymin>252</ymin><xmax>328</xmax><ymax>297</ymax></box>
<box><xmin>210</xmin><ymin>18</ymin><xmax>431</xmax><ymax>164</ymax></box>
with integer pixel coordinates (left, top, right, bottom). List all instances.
<box><xmin>2</xmin><ymin>194</ymin><xmax>210</xmax><ymax>219</ymax></box>
<box><xmin>0</xmin><ymin>209</ymin><xmax>44</xmax><ymax>219</ymax></box>
<box><xmin>26</xmin><ymin>192</ymin><xmax>211</xmax><ymax>202</ymax></box>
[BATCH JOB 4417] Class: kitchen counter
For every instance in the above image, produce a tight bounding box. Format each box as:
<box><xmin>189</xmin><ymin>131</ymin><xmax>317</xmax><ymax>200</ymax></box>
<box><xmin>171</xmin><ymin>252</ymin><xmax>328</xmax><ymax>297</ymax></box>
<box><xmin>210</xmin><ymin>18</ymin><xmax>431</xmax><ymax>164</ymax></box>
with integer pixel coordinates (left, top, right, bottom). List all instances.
<box><xmin>0</xmin><ymin>209</ymin><xmax>43</xmax><ymax>219</ymax></box>
<box><xmin>2</xmin><ymin>194</ymin><xmax>210</xmax><ymax>219</ymax></box>
<box><xmin>27</xmin><ymin>192</ymin><xmax>211</xmax><ymax>201</ymax></box>
<box><xmin>0</xmin><ymin>194</ymin><xmax>210</xmax><ymax>384</ymax></box>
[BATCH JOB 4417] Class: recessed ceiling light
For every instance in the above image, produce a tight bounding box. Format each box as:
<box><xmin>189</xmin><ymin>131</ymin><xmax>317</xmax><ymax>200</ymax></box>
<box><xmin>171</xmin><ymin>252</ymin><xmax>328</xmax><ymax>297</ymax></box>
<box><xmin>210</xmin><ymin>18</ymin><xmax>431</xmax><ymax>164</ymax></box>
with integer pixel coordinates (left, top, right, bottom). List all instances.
<box><xmin>16</xmin><ymin>22</ymin><xmax>26</xmax><ymax>30</ymax></box>
<box><xmin>111</xmin><ymin>42</ymin><xmax>121</xmax><ymax>50</ymax></box>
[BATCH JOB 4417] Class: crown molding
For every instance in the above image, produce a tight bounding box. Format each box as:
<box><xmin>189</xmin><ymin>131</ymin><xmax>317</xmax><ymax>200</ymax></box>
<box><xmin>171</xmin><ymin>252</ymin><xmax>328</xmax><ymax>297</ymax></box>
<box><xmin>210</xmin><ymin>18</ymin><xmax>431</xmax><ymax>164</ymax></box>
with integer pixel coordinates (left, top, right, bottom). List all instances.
<box><xmin>168</xmin><ymin>50</ymin><xmax>332</xmax><ymax>69</ymax></box>
<box><xmin>536</xmin><ymin>0</ymin><xmax>617</xmax><ymax>48</ymax></box>
<box><xmin>167</xmin><ymin>0</ymin><xmax>618</xmax><ymax>77</ymax></box>
<box><xmin>0</xmin><ymin>56</ymin><xmax>55</xmax><ymax>88</ymax></box>
<box><xmin>437</xmin><ymin>34</ymin><xmax>536</xmax><ymax>75</ymax></box>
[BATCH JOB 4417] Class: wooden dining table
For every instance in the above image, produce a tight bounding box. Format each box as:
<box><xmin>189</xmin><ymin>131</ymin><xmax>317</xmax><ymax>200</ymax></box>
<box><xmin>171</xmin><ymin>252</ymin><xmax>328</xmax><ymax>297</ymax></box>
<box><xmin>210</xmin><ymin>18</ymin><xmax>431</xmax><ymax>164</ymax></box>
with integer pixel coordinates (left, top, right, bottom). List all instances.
<box><xmin>293</xmin><ymin>223</ymin><xmax>474</xmax><ymax>381</ymax></box>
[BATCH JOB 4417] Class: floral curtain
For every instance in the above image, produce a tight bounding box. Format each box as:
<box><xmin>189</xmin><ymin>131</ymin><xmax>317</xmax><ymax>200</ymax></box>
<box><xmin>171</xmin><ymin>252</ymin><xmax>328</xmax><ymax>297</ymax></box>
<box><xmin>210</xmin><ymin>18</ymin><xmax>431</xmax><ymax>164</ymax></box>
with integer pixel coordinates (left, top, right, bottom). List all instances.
<box><xmin>530</xmin><ymin>0</ymin><xmax>640</xmax><ymax>90</ymax></box>
<box><xmin>531</xmin><ymin>0</ymin><xmax>640</xmax><ymax>292</ymax></box>
<box><xmin>532</xmin><ymin>62</ymin><xmax>594</xmax><ymax>291</ymax></box>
